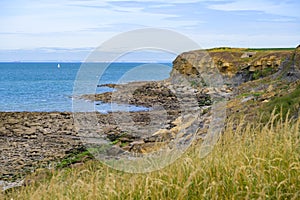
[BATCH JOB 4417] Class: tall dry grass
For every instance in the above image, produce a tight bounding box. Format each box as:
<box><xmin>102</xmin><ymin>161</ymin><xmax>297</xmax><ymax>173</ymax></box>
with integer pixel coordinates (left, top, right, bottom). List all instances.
<box><xmin>2</xmin><ymin>113</ymin><xmax>300</xmax><ymax>200</ymax></box>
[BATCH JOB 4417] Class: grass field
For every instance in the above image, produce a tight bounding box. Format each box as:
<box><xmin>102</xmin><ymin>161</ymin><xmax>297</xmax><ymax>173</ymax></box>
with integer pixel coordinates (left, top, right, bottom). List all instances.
<box><xmin>246</xmin><ymin>48</ymin><xmax>296</xmax><ymax>51</ymax></box>
<box><xmin>207</xmin><ymin>47</ymin><xmax>295</xmax><ymax>52</ymax></box>
<box><xmin>2</xmin><ymin>112</ymin><xmax>300</xmax><ymax>200</ymax></box>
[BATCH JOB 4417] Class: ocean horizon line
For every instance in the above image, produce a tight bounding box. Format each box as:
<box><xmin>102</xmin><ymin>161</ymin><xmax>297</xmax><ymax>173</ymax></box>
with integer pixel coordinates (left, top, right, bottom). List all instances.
<box><xmin>0</xmin><ymin>61</ymin><xmax>173</xmax><ymax>63</ymax></box>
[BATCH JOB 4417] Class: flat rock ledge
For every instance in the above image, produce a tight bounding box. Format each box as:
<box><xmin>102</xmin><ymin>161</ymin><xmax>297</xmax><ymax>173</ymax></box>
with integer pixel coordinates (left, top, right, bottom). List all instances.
<box><xmin>0</xmin><ymin>112</ymin><xmax>82</xmax><ymax>181</ymax></box>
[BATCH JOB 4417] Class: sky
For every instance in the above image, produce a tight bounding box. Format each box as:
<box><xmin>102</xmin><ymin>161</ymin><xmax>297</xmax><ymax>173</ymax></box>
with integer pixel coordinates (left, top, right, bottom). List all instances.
<box><xmin>0</xmin><ymin>0</ymin><xmax>299</xmax><ymax>61</ymax></box>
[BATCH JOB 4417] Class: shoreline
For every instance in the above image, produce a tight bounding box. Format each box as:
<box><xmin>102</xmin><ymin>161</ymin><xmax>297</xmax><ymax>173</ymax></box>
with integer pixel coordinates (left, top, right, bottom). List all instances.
<box><xmin>0</xmin><ymin>78</ymin><xmax>221</xmax><ymax>183</ymax></box>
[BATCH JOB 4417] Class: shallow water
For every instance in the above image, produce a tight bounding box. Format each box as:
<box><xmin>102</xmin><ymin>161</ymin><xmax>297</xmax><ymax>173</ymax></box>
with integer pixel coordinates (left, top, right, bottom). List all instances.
<box><xmin>0</xmin><ymin>62</ymin><xmax>172</xmax><ymax>112</ymax></box>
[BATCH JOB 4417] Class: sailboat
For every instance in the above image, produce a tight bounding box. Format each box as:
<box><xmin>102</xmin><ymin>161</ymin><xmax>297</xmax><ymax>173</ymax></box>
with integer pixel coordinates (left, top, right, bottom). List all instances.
<box><xmin>57</xmin><ymin>63</ymin><xmax>60</xmax><ymax>68</ymax></box>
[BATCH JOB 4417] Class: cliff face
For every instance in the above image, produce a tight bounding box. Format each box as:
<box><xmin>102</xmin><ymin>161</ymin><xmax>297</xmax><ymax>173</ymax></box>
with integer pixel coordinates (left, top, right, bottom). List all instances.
<box><xmin>171</xmin><ymin>47</ymin><xmax>298</xmax><ymax>85</ymax></box>
<box><xmin>282</xmin><ymin>45</ymin><xmax>300</xmax><ymax>82</ymax></box>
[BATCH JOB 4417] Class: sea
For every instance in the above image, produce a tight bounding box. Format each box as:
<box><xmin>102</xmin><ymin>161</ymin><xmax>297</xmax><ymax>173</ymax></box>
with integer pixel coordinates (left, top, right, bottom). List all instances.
<box><xmin>0</xmin><ymin>62</ymin><xmax>172</xmax><ymax>113</ymax></box>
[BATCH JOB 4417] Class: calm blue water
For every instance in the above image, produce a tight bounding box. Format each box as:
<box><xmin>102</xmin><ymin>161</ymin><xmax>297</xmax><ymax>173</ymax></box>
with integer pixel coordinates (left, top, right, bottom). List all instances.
<box><xmin>0</xmin><ymin>62</ymin><xmax>172</xmax><ymax>112</ymax></box>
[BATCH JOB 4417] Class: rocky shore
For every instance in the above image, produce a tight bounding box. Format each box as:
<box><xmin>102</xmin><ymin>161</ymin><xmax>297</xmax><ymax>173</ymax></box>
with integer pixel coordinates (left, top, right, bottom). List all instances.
<box><xmin>1</xmin><ymin>79</ymin><xmax>231</xmax><ymax>183</ymax></box>
<box><xmin>1</xmin><ymin>46</ymin><xmax>299</xmax><ymax>191</ymax></box>
<box><xmin>0</xmin><ymin>112</ymin><xmax>81</xmax><ymax>180</ymax></box>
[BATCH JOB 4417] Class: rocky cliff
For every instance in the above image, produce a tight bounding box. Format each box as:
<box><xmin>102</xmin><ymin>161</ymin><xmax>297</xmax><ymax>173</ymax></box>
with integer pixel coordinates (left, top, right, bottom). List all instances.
<box><xmin>170</xmin><ymin>45</ymin><xmax>300</xmax><ymax>121</ymax></box>
<box><xmin>171</xmin><ymin>47</ymin><xmax>299</xmax><ymax>85</ymax></box>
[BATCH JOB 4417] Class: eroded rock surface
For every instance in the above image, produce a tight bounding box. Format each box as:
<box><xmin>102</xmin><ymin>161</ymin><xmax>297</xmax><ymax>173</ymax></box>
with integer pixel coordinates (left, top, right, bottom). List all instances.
<box><xmin>0</xmin><ymin>112</ymin><xmax>82</xmax><ymax>180</ymax></box>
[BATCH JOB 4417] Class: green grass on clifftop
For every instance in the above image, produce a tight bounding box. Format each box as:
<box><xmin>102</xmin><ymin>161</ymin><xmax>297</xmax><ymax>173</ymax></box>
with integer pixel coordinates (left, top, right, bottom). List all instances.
<box><xmin>207</xmin><ymin>47</ymin><xmax>295</xmax><ymax>52</ymax></box>
<box><xmin>246</xmin><ymin>48</ymin><xmax>296</xmax><ymax>51</ymax></box>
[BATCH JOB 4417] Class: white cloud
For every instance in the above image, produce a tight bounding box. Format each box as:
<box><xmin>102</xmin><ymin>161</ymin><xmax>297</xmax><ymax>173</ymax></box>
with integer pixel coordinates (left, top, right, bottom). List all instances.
<box><xmin>188</xmin><ymin>32</ymin><xmax>300</xmax><ymax>48</ymax></box>
<box><xmin>0</xmin><ymin>0</ymin><xmax>182</xmax><ymax>49</ymax></box>
<box><xmin>208</xmin><ymin>0</ymin><xmax>300</xmax><ymax>18</ymax></box>
<box><xmin>0</xmin><ymin>0</ymin><xmax>299</xmax><ymax>58</ymax></box>
<box><xmin>105</xmin><ymin>0</ymin><xmax>204</xmax><ymax>3</ymax></box>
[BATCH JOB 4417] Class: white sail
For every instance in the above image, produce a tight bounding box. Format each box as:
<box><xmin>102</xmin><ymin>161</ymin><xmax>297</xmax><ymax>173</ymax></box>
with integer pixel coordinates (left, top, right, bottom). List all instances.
<box><xmin>57</xmin><ymin>64</ymin><xmax>60</xmax><ymax>68</ymax></box>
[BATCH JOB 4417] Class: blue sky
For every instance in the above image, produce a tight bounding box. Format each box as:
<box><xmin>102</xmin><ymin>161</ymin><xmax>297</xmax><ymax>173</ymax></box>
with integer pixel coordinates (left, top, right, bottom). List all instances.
<box><xmin>0</xmin><ymin>0</ymin><xmax>299</xmax><ymax>61</ymax></box>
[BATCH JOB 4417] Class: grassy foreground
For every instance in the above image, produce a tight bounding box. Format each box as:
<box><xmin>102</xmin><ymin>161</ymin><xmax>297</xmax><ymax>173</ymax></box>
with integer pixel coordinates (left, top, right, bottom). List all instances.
<box><xmin>2</xmin><ymin>114</ymin><xmax>300</xmax><ymax>200</ymax></box>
